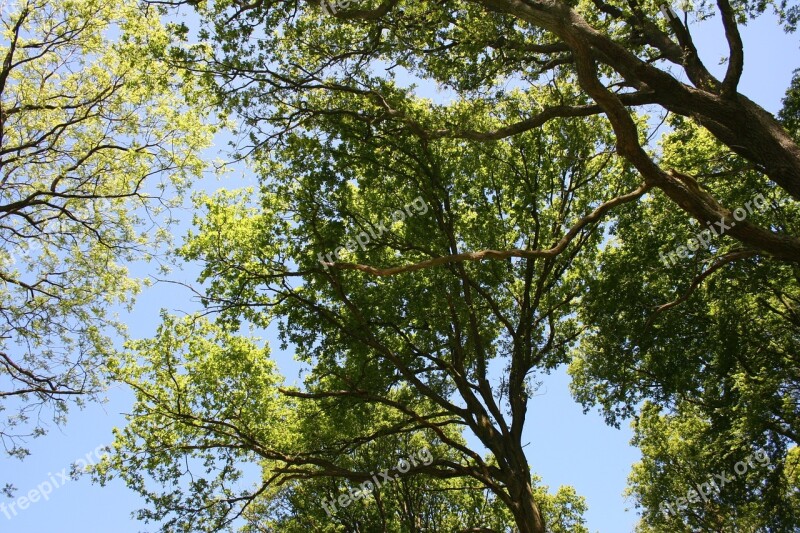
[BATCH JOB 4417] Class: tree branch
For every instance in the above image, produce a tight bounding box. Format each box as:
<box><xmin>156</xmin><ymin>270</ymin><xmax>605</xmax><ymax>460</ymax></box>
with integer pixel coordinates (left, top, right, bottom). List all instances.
<box><xmin>321</xmin><ymin>184</ymin><xmax>651</xmax><ymax>276</ymax></box>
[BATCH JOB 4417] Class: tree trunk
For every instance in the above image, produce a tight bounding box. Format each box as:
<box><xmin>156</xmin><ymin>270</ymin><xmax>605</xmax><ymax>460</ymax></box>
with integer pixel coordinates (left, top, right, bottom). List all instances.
<box><xmin>510</xmin><ymin>480</ymin><xmax>546</xmax><ymax>533</ymax></box>
<box><xmin>505</xmin><ymin>451</ymin><xmax>547</xmax><ymax>533</ymax></box>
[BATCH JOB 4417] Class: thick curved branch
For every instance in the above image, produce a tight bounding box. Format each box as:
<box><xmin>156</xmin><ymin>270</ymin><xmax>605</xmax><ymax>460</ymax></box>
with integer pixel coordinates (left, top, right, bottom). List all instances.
<box><xmin>321</xmin><ymin>183</ymin><xmax>651</xmax><ymax>276</ymax></box>
<box><xmin>474</xmin><ymin>0</ymin><xmax>800</xmax><ymax>200</ymax></box>
<box><xmin>369</xmin><ymin>89</ymin><xmax>657</xmax><ymax>142</ymax></box>
<box><xmin>566</xmin><ymin>32</ymin><xmax>800</xmax><ymax>263</ymax></box>
<box><xmin>658</xmin><ymin>169</ymin><xmax>800</xmax><ymax>262</ymax></box>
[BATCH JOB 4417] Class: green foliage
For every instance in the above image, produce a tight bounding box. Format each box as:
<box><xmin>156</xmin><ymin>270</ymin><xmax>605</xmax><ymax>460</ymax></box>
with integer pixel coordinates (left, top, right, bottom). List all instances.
<box><xmin>94</xmin><ymin>0</ymin><xmax>800</xmax><ymax>530</ymax></box>
<box><xmin>97</xmin><ymin>314</ymin><xmax>291</xmax><ymax>530</ymax></box>
<box><xmin>0</xmin><ymin>0</ymin><xmax>214</xmax><ymax>462</ymax></box>
<box><xmin>780</xmin><ymin>69</ymin><xmax>800</xmax><ymax>141</ymax></box>
<box><xmin>97</xmin><ymin>73</ymin><xmax>628</xmax><ymax>529</ymax></box>
<box><xmin>569</xmin><ymin>112</ymin><xmax>800</xmax><ymax>530</ymax></box>
<box><xmin>626</xmin><ymin>403</ymin><xmax>799</xmax><ymax>532</ymax></box>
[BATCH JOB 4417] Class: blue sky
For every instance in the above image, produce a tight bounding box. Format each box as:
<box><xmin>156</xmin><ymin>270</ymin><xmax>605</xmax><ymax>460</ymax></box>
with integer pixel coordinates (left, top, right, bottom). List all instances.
<box><xmin>1</xmin><ymin>10</ymin><xmax>797</xmax><ymax>533</ymax></box>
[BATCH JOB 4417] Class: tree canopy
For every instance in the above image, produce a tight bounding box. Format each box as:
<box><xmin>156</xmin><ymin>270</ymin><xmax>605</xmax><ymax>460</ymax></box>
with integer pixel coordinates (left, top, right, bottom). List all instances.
<box><xmin>59</xmin><ymin>0</ymin><xmax>800</xmax><ymax>531</ymax></box>
<box><xmin>0</xmin><ymin>0</ymin><xmax>213</xmax><ymax>463</ymax></box>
